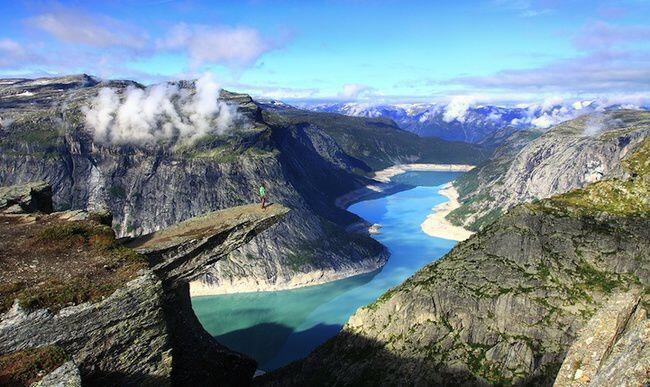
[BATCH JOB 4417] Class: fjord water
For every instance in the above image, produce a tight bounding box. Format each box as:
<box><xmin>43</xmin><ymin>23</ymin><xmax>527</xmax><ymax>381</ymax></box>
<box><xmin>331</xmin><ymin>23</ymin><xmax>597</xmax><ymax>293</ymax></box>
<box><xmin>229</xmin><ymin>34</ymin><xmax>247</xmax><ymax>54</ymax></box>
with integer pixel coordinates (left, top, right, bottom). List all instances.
<box><xmin>192</xmin><ymin>171</ymin><xmax>461</xmax><ymax>371</ymax></box>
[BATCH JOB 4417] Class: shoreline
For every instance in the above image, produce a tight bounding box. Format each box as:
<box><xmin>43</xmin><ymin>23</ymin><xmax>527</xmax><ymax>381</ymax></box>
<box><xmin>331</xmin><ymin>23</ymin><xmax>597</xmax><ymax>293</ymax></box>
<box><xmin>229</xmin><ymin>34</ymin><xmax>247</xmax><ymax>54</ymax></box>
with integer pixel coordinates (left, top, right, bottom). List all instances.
<box><xmin>190</xmin><ymin>163</ymin><xmax>474</xmax><ymax>296</ymax></box>
<box><xmin>189</xmin><ymin>255</ymin><xmax>387</xmax><ymax>297</ymax></box>
<box><xmin>335</xmin><ymin>163</ymin><xmax>475</xmax><ymax>210</ymax></box>
<box><xmin>420</xmin><ymin>183</ymin><xmax>474</xmax><ymax>242</ymax></box>
<box><xmin>371</xmin><ymin>163</ymin><xmax>475</xmax><ymax>183</ymax></box>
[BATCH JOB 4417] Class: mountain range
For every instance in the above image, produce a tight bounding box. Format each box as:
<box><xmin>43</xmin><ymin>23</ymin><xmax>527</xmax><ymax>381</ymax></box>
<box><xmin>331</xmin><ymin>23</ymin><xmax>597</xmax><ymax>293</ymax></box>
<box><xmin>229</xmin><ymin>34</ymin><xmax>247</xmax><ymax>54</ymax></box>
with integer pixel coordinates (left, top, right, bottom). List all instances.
<box><xmin>298</xmin><ymin>100</ymin><xmax>649</xmax><ymax>144</ymax></box>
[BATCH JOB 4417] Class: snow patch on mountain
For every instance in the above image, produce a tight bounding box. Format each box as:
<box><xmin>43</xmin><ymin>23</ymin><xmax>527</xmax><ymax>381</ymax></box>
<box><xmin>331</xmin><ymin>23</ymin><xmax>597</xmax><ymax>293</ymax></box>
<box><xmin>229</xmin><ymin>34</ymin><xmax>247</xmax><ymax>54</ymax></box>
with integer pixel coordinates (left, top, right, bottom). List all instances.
<box><xmin>299</xmin><ymin>99</ymin><xmax>648</xmax><ymax>143</ymax></box>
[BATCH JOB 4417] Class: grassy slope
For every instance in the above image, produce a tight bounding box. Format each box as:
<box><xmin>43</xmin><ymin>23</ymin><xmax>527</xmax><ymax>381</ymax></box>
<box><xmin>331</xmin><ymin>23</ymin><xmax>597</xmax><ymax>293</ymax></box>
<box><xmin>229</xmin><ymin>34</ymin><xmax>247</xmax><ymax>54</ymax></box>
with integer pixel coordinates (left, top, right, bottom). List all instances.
<box><xmin>0</xmin><ymin>346</ymin><xmax>67</xmax><ymax>386</ymax></box>
<box><xmin>536</xmin><ymin>137</ymin><xmax>649</xmax><ymax>217</ymax></box>
<box><xmin>0</xmin><ymin>215</ymin><xmax>147</xmax><ymax>314</ymax></box>
<box><xmin>264</xmin><ymin>108</ymin><xmax>489</xmax><ymax>170</ymax></box>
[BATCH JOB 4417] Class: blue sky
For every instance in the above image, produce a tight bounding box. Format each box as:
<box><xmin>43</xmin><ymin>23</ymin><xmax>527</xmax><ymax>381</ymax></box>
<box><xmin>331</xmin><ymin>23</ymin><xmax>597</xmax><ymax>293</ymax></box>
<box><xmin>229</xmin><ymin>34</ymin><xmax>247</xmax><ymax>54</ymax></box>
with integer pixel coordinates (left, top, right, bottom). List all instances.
<box><xmin>1</xmin><ymin>0</ymin><xmax>649</xmax><ymax>103</ymax></box>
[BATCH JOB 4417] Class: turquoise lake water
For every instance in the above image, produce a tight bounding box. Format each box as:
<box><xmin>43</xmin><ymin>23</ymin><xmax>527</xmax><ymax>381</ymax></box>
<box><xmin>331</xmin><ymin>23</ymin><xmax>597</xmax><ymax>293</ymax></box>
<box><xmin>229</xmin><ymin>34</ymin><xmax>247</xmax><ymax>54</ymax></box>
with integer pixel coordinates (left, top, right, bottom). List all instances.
<box><xmin>192</xmin><ymin>171</ymin><xmax>461</xmax><ymax>371</ymax></box>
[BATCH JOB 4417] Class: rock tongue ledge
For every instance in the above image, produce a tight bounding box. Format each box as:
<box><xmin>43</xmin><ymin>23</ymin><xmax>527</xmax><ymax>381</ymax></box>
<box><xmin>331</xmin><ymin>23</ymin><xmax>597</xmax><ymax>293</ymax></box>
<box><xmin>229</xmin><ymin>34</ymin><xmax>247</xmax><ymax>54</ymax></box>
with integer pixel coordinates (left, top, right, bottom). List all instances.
<box><xmin>127</xmin><ymin>203</ymin><xmax>290</xmax><ymax>285</ymax></box>
<box><xmin>0</xmin><ymin>182</ymin><xmax>289</xmax><ymax>386</ymax></box>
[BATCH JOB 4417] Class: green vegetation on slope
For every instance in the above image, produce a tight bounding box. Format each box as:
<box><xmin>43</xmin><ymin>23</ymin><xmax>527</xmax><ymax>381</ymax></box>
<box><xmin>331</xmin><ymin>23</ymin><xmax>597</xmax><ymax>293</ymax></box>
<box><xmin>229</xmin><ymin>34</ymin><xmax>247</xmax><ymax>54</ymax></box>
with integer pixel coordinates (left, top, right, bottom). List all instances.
<box><xmin>537</xmin><ymin>137</ymin><xmax>649</xmax><ymax>217</ymax></box>
<box><xmin>0</xmin><ymin>346</ymin><xmax>67</xmax><ymax>386</ymax></box>
<box><xmin>264</xmin><ymin>108</ymin><xmax>489</xmax><ymax>170</ymax></box>
<box><xmin>0</xmin><ymin>216</ymin><xmax>147</xmax><ymax>314</ymax></box>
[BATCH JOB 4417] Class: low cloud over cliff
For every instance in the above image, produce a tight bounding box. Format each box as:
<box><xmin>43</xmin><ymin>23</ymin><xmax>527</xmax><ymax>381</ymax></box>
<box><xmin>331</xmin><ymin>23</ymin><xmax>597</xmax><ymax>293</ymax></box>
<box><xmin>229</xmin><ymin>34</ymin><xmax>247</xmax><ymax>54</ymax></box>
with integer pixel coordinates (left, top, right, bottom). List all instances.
<box><xmin>84</xmin><ymin>73</ymin><xmax>240</xmax><ymax>145</ymax></box>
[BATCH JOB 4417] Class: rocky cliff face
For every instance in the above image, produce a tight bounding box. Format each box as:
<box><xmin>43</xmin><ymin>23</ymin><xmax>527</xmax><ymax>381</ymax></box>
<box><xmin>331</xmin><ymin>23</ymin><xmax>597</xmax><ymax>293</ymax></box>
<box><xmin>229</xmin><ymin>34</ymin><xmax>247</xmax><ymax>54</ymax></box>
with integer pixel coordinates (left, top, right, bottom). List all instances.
<box><xmin>258</xmin><ymin>137</ymin><xmax>649</xmax><ymax>386</ymax></box>
<box><xmin>554</xmin><ymin>290</ymin><xmax>648</xmax><ymax>387</ymax></box>
<box><xmin>0</xmin><ymin>75</ymin><xmax>484</xmax><ymax>293</ymax></box>
<box><xmin>0</xmin><ymin>182</ymin><xmax>288</xmax><ymax>386</ymax></box>
<box><xmin>0</xmin><ymin>181</ymin><xmax>53</xmax><ymax>214</ymax></box>
<box><xmin>449</xmin><ymin>110</ymin><xmax>650</xmax><ymax>231</ymax></box>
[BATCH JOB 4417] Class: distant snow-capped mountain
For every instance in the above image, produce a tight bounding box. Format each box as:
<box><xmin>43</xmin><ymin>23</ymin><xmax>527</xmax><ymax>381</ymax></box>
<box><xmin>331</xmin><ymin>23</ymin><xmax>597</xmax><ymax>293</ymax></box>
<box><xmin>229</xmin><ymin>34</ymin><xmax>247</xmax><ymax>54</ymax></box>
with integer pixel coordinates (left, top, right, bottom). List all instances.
<box><xmin>298</xmin><ymin>100</ymin><xmax>647</xmax><ymax>144</ymax></box>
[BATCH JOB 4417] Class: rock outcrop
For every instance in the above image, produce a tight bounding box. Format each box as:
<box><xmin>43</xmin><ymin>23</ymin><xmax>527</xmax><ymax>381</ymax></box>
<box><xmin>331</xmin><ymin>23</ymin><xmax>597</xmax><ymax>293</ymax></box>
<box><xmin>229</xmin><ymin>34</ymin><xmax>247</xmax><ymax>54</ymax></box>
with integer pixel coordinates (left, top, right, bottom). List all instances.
<box><xmin>554</xmin><ymin>290</ymin><xmax>649</xmax><ymax>387</ymax></box>
<box><xmin>449</xmin><ymin>110</ymin><xmax>650</xmax><ymax>231</ymax></box>
<box><xmin>0</xmin><ymin>183</ymin><xmax>289</xmax><ymax>386</ymax></box>
<box><xmin>0</xmin><ymin>181</ymin><xmax>52</xmax><ymax>214</ymax></box>
<box><xmin>258</xmin><ymin>136</ymin><xmax>649</xmax><ymax>386</ymax></box>
<box><xmin>33</xmin><ymin>361</ymin><xmax>82</xmax><ymax>387</ymax></box>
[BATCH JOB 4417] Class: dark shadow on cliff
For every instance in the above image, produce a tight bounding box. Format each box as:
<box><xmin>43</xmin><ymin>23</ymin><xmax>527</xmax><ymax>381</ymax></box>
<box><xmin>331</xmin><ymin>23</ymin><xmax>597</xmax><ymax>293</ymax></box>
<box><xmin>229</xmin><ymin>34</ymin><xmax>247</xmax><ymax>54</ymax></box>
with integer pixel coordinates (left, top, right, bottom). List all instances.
<box><xmin>82</xmin><ymin>371</ymin><xmax>169</xmax><ymax>387</ymax></box>
<box><xmin>254</xmin><ymin>331</ymin><xmax>558</xmax><ymax>387</ymax></box>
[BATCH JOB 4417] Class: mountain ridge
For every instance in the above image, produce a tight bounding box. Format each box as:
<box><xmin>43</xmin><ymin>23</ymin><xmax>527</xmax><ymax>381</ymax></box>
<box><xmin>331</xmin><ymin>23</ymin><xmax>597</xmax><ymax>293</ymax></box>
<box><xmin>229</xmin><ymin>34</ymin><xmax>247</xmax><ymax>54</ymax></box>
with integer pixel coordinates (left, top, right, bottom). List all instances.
<box><xmin>448</xmin><ymin>109</ymin><xmax>650</xmax><ymax>231</ymax></box>
<box><xmin>300</xmin><ymin>100</ymin><xmax>649</xmax><ymax>144</ymax></box>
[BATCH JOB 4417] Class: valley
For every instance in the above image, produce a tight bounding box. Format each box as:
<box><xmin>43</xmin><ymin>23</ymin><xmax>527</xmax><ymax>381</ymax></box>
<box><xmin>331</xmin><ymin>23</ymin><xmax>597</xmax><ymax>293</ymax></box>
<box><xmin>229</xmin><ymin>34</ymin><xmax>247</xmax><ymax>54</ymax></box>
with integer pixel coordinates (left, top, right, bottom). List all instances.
<box><xmin>0</xmin><ymin>75</ymin><xmax>648</xmax><ymax>386</ymax></box>
<box><xmin>259</xmin><ymin>124</ymin><xmax>650</xmax><ymax>386</ymax></box>
<box><xmin>2</xmin><ymin>1</ymin><xmax>649</xmax><ymax>385</ymax></box>
<box><xmin>192</xmin><ymin>170</ymin><xmax>461</xmax><ymax>372</ymax></box>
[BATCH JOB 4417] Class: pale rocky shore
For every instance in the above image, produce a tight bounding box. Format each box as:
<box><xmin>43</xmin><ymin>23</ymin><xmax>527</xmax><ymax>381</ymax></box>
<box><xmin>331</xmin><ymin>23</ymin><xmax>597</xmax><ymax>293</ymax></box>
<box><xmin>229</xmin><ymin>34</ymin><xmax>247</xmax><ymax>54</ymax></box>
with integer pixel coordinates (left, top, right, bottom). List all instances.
<box><xmin>190</xmin><ymin>260</ymin><xmax>384</xmax><ymax>296</ymax></box>
<box><xmin>421</xmin><ymin>183</ymin><xmax>475</xmax><ymax>241</ymax></box>
<box><xmin>372</xmin><ymin>163</ymin><xmax>474</xmax><ymax>183</ymax></box>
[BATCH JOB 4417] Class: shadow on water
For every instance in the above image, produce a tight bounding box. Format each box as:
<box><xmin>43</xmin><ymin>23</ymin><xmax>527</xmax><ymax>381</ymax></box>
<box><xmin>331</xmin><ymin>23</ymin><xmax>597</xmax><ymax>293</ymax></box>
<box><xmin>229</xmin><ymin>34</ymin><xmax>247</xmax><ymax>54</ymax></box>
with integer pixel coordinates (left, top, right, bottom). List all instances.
<box><xmin>192</xmin><ymin>270</ymin><xmax>380</xmax><ymax>369</ymax></box>
<box><xmin>261</xmin><ymin>322</ymin><xmax>344</xmax><ymax>371</ymax></box>
<box><xmin>219</xmin><ymin>322</ymin><xmax>345</xmax><ymax>371</ymax></box>
<box><xmin>217</xmin><ymin>322</ymin><xmax>295</xmax><ymax>367</ymax></box>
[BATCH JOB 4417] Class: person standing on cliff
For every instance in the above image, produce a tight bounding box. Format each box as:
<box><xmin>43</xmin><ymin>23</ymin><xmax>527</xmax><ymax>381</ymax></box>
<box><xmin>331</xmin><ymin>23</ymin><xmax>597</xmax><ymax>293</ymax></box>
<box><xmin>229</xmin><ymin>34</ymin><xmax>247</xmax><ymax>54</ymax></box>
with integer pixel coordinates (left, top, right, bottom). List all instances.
<box><xmin>259</xmin><ymin>185</ymin><xmax>266</xmax><ymax>209</ymax></box>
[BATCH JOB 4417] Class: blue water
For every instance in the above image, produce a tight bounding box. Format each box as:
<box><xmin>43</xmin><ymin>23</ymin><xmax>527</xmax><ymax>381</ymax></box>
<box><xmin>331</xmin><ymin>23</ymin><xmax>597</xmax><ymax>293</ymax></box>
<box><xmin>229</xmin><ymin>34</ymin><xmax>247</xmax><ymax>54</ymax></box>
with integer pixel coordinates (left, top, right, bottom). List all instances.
<box><xmin>192</xmin><ymin>171</ymin><xmax>461</xmax><ymax>371</ymax></box>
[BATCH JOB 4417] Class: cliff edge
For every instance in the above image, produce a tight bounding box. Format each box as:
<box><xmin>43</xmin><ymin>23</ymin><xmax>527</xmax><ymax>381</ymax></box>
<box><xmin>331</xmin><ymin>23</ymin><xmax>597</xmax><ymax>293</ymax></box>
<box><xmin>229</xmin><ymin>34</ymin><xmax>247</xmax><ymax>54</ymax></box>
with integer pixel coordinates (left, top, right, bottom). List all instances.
<box><xmin>0</xmin><ymin>182</ymin><xmax>288</xmax><ymax>386</ymax></box>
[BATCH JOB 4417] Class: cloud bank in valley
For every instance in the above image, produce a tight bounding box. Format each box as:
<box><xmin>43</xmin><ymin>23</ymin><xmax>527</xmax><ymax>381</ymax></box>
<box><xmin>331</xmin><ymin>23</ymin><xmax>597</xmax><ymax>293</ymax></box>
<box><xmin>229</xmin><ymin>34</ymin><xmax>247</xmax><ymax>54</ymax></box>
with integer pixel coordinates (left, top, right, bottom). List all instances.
<box><xmin>84</xmin><ymin>73</ymin><xmax>240</xmax><ymax>145</ymax></box>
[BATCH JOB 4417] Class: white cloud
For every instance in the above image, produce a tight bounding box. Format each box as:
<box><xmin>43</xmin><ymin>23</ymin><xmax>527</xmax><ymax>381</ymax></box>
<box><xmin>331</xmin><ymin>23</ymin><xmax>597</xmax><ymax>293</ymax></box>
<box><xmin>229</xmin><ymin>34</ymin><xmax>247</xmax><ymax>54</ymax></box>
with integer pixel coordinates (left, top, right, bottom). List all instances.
<box><xmin>447</xmin><ymin>20</ymin><xmax>650</xmax><ymax>99</ymax></box>
<box><xmin>583</xmin><ymin>113</ymin><xmax>623</xmax><ymax>136</ymax></box>
<box><xmin>443</xmin><ymin>95</ymin><xmax>475</xmax><ymax>123</ymax></box>
<box><xmin>491</xmin><ymin>0</ymin><xmax>553</xmax><ymax>17</ymax></box>
<box><xmin>573</xmin><ymin>21</ymin><xmax>650</xmax><ymax>51</ymax></box>
<box><xmin>530</xmin><ymin>114</ymin><xmax>555</xmax><ymax>128</ymax></box>
<box><xmin>448</xmin><ymin>52</ymin><xmax>650</xmax><ymax>96</ymax></box>
<box><xmin>338</xmin><ymin>83</ymin><xmax>373</xmax><ymax>100</ymax></box>
<box><xmin>249</xmin><ymin>86</ymin><xmax>320</xmax><ymax>100</ymax></box>
<box><xmin>12</xmin><ymin>6</ymin><xmax>285</xmax><ymax>76</ymax></box>
<box><xmin>540</xmin><ymin>95</ymin><xmax>564</xmax><ymax>110</ymax></box>
<box><xmin>158</xmin><ymin>24</ymin><xmax>276</xmax><ymax>68</ymax></box>
<box><xmin>0</xmin><ymin>39</ymin><xmax>31</xmax><ymax>67</ymax></box>
<box><xmin>487</xmin><ymin>112</ymin><xmax>502</xmax><ymax>122</ymax></box>
<box><xmin>83</xmin><ymin>72</ymin><xmax>241</xmax><ymax>145</ymax></box>
<box><xmin>27</xmin><ymin>10</ymin><xmax>147</xmax><ymax>50</ymax></box>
